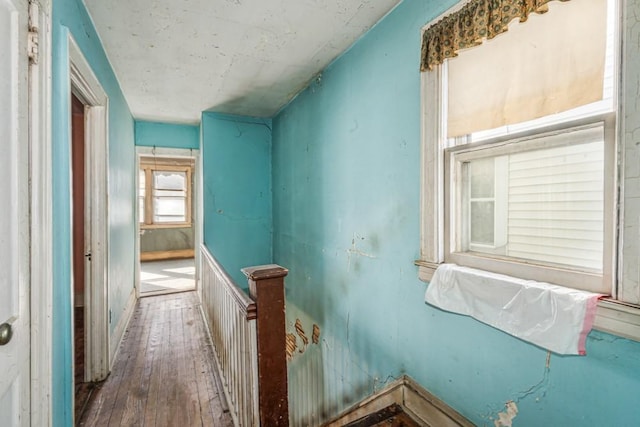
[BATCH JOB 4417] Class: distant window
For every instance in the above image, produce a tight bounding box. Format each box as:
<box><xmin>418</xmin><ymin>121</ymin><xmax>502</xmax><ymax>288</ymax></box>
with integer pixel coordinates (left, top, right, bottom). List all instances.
<box><xmin>139</xmin><ymin>160</ymin><xmax>192</xmax><ymax>228</ymax></box>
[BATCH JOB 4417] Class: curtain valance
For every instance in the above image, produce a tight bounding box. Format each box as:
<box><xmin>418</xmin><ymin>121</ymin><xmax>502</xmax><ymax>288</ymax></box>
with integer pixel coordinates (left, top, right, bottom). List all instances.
<box><xmin>420</xmin><ymin>0</ymin><xmax>567</xmax><ymax>71</ymax></box>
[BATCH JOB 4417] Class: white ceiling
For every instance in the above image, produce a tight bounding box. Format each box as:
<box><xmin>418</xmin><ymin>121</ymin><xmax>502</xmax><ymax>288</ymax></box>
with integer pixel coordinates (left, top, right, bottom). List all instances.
<box><xmin>83</xmin><ymin>0</ymin><xmax>401</xmax><ymax>124</ymax></box>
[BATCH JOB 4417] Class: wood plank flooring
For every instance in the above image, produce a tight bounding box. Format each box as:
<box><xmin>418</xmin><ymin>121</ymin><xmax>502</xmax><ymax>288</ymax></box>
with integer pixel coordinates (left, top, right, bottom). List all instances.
<box><xmin>79</xmin><ymin>292</ymin><xmax>233</xmax><ymax>427</ymax></box>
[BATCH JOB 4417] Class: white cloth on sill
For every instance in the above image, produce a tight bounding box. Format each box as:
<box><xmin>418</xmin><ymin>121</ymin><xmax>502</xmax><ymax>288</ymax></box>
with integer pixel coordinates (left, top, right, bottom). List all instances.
<box><xmin>425</xmin><ymin>264</ymin><xmax>601</xmax><ymax>355</ymax></box>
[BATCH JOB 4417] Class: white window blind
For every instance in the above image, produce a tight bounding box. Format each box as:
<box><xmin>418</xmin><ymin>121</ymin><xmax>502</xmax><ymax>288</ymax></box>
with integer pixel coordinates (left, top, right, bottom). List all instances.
<box><xmin>447</xmin><ymin>0</ymin><xmax>607</xmax><ymax>138</ymax></box>
<box><xmin>152</xmin><ymin>171</ymin><xmax>187</xmax><ymax>223</ymax></box>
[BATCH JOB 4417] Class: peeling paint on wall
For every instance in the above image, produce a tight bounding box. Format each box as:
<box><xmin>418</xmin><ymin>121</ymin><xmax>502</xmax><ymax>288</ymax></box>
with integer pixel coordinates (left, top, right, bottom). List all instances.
<box><xmin>295</xmin><ymin>318</ymin><xmax>309</xmax><ymax>352</ymax></box>
<box><xmin>286</xmin><ymin>333</ymin><xmax>297</xmax><ymax>360</ymax></box>
<box><xmin>287</xmin><ymin>319</ymin><xmax>322</xmax><ymax>360</ymax></box>
<box><xmin>346</xmin><ymin>232</ymin><xmax>377</xmax><ymax>272</ymax></box>
<box><xmin>494</xmin><ymin>401</ymin><xmax>518</xmax><ymax>427</ymax></box>
<box><xmin>273</xmin><ymin>0</ymin><xmax>640</xmax><ymax>425</ymax></box>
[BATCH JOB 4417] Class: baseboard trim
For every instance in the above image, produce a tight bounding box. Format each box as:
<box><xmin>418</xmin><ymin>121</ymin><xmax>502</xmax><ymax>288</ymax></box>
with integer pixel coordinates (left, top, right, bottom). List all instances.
<box><xmin>140</xmin><ymin>249</ymin><xmax>194</xmax><ymax>262</ymax></box>
<box><xmin>324</xmin><ymin>375</ymin><xmax>474</xmax><ymax>427</ymax></box>
<box><xmin>403</xmin><ymin>376</ymin><xmax>475</xmax><ymax>427</ymax></box>
<box><xmin>109</xmin><ymin>288</ymin><xmax>137</xmax><ymax>367</ymax></box>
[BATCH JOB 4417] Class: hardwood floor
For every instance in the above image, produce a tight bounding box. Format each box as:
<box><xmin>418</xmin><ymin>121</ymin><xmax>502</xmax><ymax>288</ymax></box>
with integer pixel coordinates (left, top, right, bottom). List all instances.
<box><xmin>79</xmin><ymin>292</ymin><xmax>233</xmax><ymax>427</ymax></box>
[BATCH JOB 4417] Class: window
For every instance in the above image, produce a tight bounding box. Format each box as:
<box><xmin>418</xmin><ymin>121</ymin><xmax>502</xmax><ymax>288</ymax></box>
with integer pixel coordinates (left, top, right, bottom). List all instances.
<box><xmin>462</xmin><ymin>134</ymin><xmax>603</xmax><ymax>268</ymax></box>
<box><xmin>139</xmin><ymin>157</ymin><xmax>193</xmax><ymax>228</ymax></box>
<box><xmin>445</xmin><ymin>119</ymin><xmax>615</xmax><ymax>292</ymax></box>
<box><xmin>418</xmin><ymin>0</ymin><xmax>617</xmax><ymax>294</ymax></box>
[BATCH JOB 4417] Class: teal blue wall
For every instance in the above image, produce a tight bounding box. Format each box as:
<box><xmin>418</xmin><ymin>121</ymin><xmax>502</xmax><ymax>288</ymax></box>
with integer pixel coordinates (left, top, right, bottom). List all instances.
<box><xmin>272</xmin><ymin>0</ymin><xmax>640</xmax><ymax>425</ymax></box>
<box><xmin>52</xmin><ymin>0</ymin><xmax>136</xmax><ymax>425</ymax></box>
<box><xmin>135</xmin><ymin>120</ymin><xmax>200</xmax><ymax>149</ymax></box>
<box><xmin>201</xmin><ymin>113</ymin><xmax>273</xmax><ymax>286</ymax></box>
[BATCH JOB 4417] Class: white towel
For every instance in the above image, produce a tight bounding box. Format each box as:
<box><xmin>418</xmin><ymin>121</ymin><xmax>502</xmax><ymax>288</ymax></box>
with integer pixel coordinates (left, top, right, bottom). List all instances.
<box><xmin>425</xmin><ymin>264</ymin><xmax>601</xmax><ymax>355</ymax></box>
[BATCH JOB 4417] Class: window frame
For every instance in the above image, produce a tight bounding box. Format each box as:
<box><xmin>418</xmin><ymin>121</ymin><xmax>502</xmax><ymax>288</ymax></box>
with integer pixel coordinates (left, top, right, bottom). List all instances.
<box><xmin>139</xmin><ymin>161</ymin><xmax>193</xmax><ymax>229</ymax></box>
<box><xmin>463</xmin><ymin>155</ymin><xmax>508</xmax><ymax>253</ymax></box>
<box><xmin>444</xmin><ymin>115</ymin><xmax>616</xmax><ymax>294</ymax></box>
<box><xmin>416</xmin><ymin>0</ymin><xmax>640</xmax><ymax>342</ymax></box>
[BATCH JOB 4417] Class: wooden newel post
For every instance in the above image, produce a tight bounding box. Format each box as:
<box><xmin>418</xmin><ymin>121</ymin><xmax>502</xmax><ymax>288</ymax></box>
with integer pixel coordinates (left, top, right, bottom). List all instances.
<box><xmin>242</xmin><ymin>264</ymin><xmax>290</xmax><ymax>427</ymax></box>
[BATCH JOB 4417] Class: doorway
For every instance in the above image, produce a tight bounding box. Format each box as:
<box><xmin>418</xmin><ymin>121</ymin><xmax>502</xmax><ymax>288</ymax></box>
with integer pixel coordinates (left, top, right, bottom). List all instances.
<box><xmin>71</xmin><ymin>93</ymin><xmax>90</xmax><ymax>420</ymax></box>
<box><xmin>137</xmin><ymin>151</ymin><xmax>199</xmax><ymax>298</ymax></box>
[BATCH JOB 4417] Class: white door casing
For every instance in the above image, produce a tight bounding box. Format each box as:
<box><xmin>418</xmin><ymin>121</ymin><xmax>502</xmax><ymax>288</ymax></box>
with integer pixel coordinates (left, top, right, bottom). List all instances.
<box><xmin>0</xmin><ymin>0</ymin><xmax>31</xmax><ymax>425</ymax></box>
<box><xmin>68</xmin><ymin>35</ymin><xmax>110</xmax><ymax>382</ymax></box>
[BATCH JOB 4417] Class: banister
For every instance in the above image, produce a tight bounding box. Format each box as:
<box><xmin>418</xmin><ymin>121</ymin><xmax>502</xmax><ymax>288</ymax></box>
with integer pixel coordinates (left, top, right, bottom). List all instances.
<box><xmin>200</xmin><ymin>245</ymin><xmax>257</xmax><ymax>320</ymax></box>
<box><xmin>242</xmin><ymin>264</ymin><xmax>290</xmax><ymax>427</ymax></box>
<box><xmin>200</xmin><ymin>245</ymin><xmax>260</xmax><ymax>426</ymax></box>
<box><xmin>200</xmin><ymin>244</ymin><xmax>290</xmax><ymax>426</ymax></box>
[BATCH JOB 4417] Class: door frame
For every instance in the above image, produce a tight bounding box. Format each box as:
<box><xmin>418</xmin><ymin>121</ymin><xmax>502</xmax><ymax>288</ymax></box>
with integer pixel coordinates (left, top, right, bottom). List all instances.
<box><xmin>29</xmin><ymin>0</ymin><xmax>52</xmax><ymax>425</ymax></box>
<box><xmin>68</xmin><ymin>35</ymin><xmax>110</xmax><ymax>383</ymax></box>
<box><xmin>135</xmin><ymin>146</ymin><xmax>202</xmax><ymax>299</ymax></box>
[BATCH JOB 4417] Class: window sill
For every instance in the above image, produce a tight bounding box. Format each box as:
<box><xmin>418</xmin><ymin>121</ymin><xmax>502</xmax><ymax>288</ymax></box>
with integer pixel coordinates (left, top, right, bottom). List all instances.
<box><xmin>592</xmin><ymin>298</ymin><xmax>640</xmax><ymax>342</ymax></box>
<box><xmin>415</xmin><ymin>259</ymin><xmax>439</xmax><ymax>282</ymax></box>
<box><xmin>415</xmin><ymin>260</ymin><xmax>640</xmax><ymax>343</ymax></box>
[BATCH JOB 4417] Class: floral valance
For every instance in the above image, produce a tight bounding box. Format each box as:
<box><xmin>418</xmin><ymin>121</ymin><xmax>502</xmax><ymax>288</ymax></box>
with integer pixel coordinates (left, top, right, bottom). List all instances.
<box><xmin>420</xmin><ymin>0</ymin><xmax>567</xmax><ymax>71</ymax></box>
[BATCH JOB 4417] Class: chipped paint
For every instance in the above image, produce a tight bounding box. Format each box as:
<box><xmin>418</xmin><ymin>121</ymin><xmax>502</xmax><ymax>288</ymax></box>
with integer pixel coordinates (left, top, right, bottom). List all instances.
<box><xmin>271</xmin><ymin>0</ymin><xmax>640</xmax><ymax>424</ymax></box>
<box><xmin>286</xmin><ymin>320</ymin><xmax>321</xmax><ymax>360</ymax></box>
<box><xmin>286</xmin><ymin>333</ymin><xmax>297</xmax><ymax>360</ymax></box>
<box><xmin>494</xmin><ymin>401</ymin><xmax>518</xmax><ymax>427</ymax></box>
<box><xmin>295</xmin><ymin>318</ymin><xmax>309</xmax><ymax>352</ymax></box>
<box><xmin>346</xmin><ymin>233</ymin><xmax>377</xmax><ymax>272</ymax></box>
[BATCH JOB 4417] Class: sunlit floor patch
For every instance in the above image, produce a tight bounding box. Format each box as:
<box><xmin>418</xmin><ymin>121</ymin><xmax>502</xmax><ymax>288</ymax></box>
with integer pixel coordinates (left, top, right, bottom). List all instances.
<box><xmin>140</xmin><ymin>258</ymin><xmax>195</xmax><ymax>295</ymax></box>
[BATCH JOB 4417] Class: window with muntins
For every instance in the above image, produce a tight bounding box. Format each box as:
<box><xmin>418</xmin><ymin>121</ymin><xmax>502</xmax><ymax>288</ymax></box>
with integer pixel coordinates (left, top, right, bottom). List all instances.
<box><xmin>139</xmin><ymin>158</ymin><xmax>193</xmax><ymax>228</ymax></box>
<box><xmin>419</xmin><ymin>0</ymin><xmax>618</xmax><ymax>294</ymax></box>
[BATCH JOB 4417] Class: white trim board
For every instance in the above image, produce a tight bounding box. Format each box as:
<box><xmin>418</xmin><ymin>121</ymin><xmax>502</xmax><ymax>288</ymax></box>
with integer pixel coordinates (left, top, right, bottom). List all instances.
<box><xmin>29</xmin><ymin>0</ymin><xmax>53</xmax><ymax>425</ymax></box>
<box><xmin>109</xmin><ymin>288</ymin><xmax>137</xmax><ymax>366</ymax></box>
<box><xmin>196</xmin><ymin>127</ymin><xmax>204</xmax><ymax>297</ymax></box>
